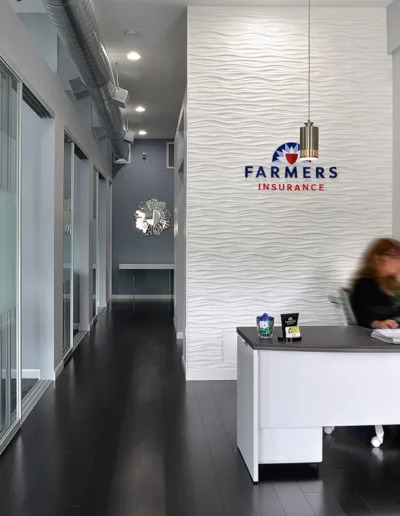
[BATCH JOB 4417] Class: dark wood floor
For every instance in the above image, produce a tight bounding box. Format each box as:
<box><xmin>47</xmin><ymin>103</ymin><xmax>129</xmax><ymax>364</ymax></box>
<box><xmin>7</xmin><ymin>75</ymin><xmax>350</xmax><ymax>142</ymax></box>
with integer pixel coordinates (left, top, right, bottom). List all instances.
<box><xmin>2</xmin><ymin>302</ymin><xmax>400</xmax><ymax>515</ymax></box>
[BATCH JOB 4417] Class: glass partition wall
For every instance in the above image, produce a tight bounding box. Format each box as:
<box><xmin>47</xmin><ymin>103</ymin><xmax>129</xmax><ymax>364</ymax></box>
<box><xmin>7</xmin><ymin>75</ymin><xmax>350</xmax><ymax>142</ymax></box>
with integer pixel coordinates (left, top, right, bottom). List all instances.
<box><xmin>92</xmin><ymin>169</ymin><xmax>98</xmax><ymax>321</ymax></box>
<box><xmin>21</xmin><ymin>90</ymin><xmax>55</xmax><ymax>406</ymax></box>
<box><xmin>63</xmin><ymin>138</ymin><xmax>91</xmax><ymax>358</ymax></box>
<box><xmin>0</xmin><ymin>61</ymin><xmax>21</xmax><ymax>450</ymax></box>
<box><xmin>0</xmin><ymin>58</ymin><xmax>111</xmax><ymax>455</ymax></box>
<box><xmin>63</xmin><ymin>136</ymin><xmax>73</xmax><ymax>357</ymax></box>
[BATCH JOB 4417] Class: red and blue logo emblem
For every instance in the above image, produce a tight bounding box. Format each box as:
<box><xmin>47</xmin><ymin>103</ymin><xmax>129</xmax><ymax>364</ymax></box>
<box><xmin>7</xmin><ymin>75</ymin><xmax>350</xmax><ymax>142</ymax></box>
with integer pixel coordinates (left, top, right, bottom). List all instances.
<box><xmin>272</xmin><ymin>142</ymin><xmax>300</xmax><ymax>165</ymax></box>
<box><xmin>243</xmin><ymin>141</ymin><xmax>338</xmax><ymax>192</ymax></box>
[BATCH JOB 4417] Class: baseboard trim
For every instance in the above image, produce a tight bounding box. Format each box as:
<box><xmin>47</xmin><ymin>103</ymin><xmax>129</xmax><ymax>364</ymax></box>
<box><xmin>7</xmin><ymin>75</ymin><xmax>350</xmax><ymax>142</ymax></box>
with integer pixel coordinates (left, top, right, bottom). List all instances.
<box><xmin>186</xmin><ymin>368</ymin><xmax>237</xmax><ymax>381</ymax></box>
<box><xmin>9</xmin><ymin>369</ymin><xmax>40</xmax><ymax>380</ymax></box>
<box><xmin>54</xmin><ymin>360</ymin><xmax>64</xmax><ymax>380</ymax></box>
<box><xmin>90</xmin><ymin>314</ymin><xmax>98</xmax><ymax>330</ymax></box>
<box><xmin>73</xmin><ymin>331</ymin><xmax>87</xmax><ymax>351</ymax></box>
<box><xmin>22</xmin><ymin>380</ymin><xmax>52</xmax><ymax>423</ymax></box>
<box><xmin>22</xmin><ymin>369</ymin><xmax>40</xmax><ymax>379</ymax></box>
<box><xmin>112</xmin><ymin>295</ymin><xmax>174</xmax><ymax>300</ymax></box>
<box><xmin>0</xmin><ymin>420</ymin><xmax>20</xmax><ymax>456</ymax></box>
<box><xmin>63</xmin><ymin>331</ymin><xmax>88</xmax><ymax>364</ymax></box>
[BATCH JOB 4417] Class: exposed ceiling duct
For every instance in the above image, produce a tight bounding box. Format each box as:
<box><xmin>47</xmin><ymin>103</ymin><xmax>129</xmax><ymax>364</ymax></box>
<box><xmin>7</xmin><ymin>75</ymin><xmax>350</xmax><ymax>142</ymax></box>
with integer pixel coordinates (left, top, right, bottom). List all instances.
<box><xmin>41</xmin><ymin>0</ymin><xmax>134</xmax><ymax>162</ymax></box>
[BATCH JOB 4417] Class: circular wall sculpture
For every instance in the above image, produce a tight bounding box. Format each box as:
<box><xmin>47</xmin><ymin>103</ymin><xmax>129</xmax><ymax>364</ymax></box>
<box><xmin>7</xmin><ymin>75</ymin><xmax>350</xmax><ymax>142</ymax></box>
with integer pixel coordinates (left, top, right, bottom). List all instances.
<box><xmin>134</xmin><ymin>199</ymin><xmax>171</xmax><ymax>236</ymax></box>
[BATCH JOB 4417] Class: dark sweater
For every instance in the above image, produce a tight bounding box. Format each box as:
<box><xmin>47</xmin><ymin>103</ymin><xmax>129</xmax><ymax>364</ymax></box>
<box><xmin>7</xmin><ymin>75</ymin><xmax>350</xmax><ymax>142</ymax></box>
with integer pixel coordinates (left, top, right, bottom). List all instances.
<box><xmin>350</xmin><ymin>278</ymin><xmax>400</xmax><ymax>328</ymax></box>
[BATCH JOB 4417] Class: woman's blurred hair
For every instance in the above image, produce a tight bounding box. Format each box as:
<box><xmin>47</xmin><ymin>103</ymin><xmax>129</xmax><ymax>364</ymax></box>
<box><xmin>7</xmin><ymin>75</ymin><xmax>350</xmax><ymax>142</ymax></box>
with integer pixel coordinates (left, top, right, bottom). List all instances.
<box><xmin>353</xmin><ymin>238</ymin><xmax>400</xmax><ymax>285</ymax></box>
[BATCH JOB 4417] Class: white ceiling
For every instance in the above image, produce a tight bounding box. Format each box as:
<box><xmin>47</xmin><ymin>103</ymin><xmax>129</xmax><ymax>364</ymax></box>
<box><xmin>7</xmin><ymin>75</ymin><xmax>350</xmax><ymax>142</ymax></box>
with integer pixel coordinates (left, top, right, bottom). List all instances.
<box><xmin>10</xmin><ymin>0</ymin><xmax>392</xmax><ymax>139</ymax></box>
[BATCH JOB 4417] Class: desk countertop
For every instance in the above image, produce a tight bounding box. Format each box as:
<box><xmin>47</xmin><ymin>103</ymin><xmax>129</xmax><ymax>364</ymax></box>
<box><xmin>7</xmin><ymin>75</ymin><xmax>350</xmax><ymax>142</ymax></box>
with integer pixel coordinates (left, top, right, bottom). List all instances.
<box><xmin>237</xmin><ymin>326</ymin><xmax>400</xmax><ymax>352</ymax></box>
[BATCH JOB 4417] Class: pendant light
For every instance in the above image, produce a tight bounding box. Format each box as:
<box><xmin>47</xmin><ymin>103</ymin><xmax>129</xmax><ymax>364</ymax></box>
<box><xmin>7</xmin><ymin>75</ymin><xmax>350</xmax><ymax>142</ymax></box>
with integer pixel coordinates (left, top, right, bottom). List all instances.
<box><xmin>300</xmin><ymin>0</ymin><xmax>319</xmax><ymax>161</ymax></box>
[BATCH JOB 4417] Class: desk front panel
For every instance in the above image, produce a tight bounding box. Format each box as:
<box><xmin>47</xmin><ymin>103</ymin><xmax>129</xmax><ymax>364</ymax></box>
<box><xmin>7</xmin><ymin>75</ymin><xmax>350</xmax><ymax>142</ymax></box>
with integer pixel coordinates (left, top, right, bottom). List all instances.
<box><xmin>258</xmin><ymin>350</ymin><xmax>400</xmax><ymax>428</ymax></box>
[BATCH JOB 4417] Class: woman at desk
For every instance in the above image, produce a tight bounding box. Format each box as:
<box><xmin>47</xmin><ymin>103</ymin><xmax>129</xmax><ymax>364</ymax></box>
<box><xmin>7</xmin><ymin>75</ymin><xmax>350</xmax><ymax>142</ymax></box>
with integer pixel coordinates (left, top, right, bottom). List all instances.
<box><xmin>351</xmin><ymin>238</ymin><xmax>400</xmax><ymax>329</ymax></box>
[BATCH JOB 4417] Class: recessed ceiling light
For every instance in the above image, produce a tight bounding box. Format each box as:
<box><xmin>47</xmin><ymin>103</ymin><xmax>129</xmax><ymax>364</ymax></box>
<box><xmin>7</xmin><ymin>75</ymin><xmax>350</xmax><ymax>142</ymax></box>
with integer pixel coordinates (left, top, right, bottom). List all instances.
<box><xmin>125</xmin><ymin>29</ymin><xmax>139</xmax><ymax>37</ymax></box>
<box><xmin>138</xmin><ymin>130</ymin><xmax>147</xmax><ymax>136</ymax></box>
<box><xmin>135</xmin><ymin>105</ymin><xmax>146</xmax><ymax>113</ymax></box>
<box><xmin>127</xmin><ymin>51</ymin><xmax>141</xmax><ymax>61</ymax></box>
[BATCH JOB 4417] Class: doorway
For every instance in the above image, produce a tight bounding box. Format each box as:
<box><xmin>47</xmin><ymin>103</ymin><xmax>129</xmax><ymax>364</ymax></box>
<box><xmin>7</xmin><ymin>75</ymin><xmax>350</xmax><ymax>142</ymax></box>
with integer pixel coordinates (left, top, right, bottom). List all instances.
<box><xmin>63</xmin><ymin>137</ymin><xmax>89</xmax><ymax>359</ymax></box>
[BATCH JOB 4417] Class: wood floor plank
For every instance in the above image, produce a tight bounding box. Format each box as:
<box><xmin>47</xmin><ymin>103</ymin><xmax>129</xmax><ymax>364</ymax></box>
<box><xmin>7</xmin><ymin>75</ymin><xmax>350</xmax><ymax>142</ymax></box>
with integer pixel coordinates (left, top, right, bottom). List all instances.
<box><xmin>273</xmin><ymin>482</ymin><xmax>316</xmax><ymax>516</ymax></box>
<box><xmin>304</xmin><ymin>491</ymin><xmax>347</xmax><ymax>516</ymax></box>
<box><xmin>211</xmin><ymin>381</ymin><xmax>237</xmax><ymax>447</ymax></box>
<box><xmin>182</xmin><ymin>382</ymin><xmax>227</xmax><ymax>516</ymax></box>
<box><xmin>322</xmin><ymin>429</ymin><xmax>400</xmax><ymax>514</ymax></box>
<box><xmin>210</xmin><ymin>380</ymin><xmax>288</xmax><ymax>516</ymax></box>
<box><xmin>194</xmin><ymin>381</ymin><xmax>258</xmax><ymax>516</ymax></box>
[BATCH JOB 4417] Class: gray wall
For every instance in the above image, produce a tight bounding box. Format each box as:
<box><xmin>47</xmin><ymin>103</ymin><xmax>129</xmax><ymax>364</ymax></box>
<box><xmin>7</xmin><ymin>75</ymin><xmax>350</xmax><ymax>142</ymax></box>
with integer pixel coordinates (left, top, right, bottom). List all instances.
<box><xmin>112</xmin><ymin>140</ymin><xmax>174</xmax><ymax>295</ymax></box>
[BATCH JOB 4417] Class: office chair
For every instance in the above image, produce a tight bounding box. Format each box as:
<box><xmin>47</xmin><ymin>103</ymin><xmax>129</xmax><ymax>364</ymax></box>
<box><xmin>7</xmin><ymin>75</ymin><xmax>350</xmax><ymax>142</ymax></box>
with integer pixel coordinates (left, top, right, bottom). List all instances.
<box><xmin>324</xmin><ymin>287</ymin><xmax>384</xmax><ymax>448</ymax></box>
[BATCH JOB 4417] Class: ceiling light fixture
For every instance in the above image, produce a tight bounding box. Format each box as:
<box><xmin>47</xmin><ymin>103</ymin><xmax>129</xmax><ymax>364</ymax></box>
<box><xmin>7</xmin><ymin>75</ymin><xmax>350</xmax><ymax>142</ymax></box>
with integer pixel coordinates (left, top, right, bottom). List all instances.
<box><xmin>125</xmin><ymin>29</ymin><xmax>139</xmax><ymax>37</ymax></box>
<box><xmin>135</xmin><ymin>105</ymin><xmax>146</xmax><ymax>113</ymax></box>
<box><xmin>127</xmin><ymin>51</ymin><xmax>141</xmax><ymax>61</ymax></box>
<box><xmin>138</xmin><ymin>130</ymin><xmax>147</xmax><ymax>136</ymax></box>
<box><xmin>300</xmin><ymin>0</ymin><xmax>319</xmax><ymax>161</ymax></box>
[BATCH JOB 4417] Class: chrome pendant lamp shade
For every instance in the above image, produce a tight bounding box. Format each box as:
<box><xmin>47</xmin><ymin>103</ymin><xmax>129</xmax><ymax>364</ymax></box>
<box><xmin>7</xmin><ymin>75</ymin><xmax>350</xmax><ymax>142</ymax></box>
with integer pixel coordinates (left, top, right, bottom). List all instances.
<box><xmin>300</xmin><ymin>121</ymin><xmax>319</xmax><ymax>160</ymax></box>
<box><xmin>300</xmin><ymin>0</ymin><xmax>319</xmax><ymax>161</ymax></box>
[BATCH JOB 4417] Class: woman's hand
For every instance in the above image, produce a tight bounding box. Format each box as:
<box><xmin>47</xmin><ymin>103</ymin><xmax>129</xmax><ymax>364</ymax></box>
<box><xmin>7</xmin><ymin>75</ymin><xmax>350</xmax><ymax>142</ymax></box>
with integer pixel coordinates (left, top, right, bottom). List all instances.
<box><xmin>372</xmin><ymin>320</ymin><xmax>399</xmax><ymax>329</ymax></box>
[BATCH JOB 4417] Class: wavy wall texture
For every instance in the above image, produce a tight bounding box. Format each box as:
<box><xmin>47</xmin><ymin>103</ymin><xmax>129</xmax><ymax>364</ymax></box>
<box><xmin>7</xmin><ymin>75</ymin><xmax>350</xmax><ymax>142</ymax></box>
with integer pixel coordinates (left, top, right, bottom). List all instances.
<box><xmin>186</xmin><ymin>7</ymin><xmax>392</xmax><ymax>379</ymax></box>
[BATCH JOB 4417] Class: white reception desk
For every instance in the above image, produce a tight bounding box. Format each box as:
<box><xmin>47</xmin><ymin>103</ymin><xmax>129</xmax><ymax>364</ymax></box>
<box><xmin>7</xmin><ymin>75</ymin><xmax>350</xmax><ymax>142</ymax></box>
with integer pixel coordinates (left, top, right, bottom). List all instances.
<box><xmin>237</xmin><ymin>326</ymin><xmax>400</xmax><ymax>483</ymax></box>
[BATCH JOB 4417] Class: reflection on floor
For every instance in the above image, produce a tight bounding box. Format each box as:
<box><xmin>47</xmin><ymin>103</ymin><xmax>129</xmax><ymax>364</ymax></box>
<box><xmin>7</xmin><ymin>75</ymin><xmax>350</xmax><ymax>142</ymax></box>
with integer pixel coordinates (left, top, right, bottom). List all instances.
<box><xmin>1</xmin><ymin>302</ymin><xmax>400</xmax><ymax>516</ymax></box>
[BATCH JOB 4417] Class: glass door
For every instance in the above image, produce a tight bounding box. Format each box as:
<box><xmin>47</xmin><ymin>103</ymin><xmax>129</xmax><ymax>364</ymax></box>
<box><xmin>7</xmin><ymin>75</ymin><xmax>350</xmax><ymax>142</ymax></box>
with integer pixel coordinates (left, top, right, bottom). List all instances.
<box><xmin>63</xmin><ymin>137</ymin><xmax>73</xmax><ymax>356</ymax></box>
<box><xmin>73</xmin><ymin>155</ymin><xmax>80</xmax><ymax>337</ymax></box>
<box><xmin>92</xmin><ymin>169</ymin><xmax>98</xmax><ymax>320</ymax></box>
<box><xmin>0</xmin><ymin>61</ymin><xmax>21</xmax><ymax>443</ymax></box>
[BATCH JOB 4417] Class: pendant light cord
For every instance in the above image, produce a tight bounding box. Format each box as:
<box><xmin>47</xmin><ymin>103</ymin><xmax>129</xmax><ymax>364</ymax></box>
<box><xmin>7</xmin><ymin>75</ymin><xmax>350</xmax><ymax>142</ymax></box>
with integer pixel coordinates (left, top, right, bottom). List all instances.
<box><xmin>308</xmin><ymin>0</ymin><xmax>311</xmax><ymax>122</ymax></box>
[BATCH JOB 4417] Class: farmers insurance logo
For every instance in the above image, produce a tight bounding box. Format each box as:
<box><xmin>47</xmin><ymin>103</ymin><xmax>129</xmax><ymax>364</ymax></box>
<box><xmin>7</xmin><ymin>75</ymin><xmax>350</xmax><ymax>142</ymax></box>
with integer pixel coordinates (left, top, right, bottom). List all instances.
<box><xmin>244</xmin><ymin>142</ymin><xmax>338</xmax><ymax>192</ymax></box>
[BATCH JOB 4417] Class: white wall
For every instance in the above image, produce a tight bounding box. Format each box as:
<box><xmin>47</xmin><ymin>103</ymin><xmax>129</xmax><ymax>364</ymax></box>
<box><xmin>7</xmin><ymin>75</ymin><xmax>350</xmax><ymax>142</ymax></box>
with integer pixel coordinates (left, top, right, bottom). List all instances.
<box><xmin>393</xmin><ymin>51</ymin><xmax>400</xmax><ymax>240</ymax></box>
<box><xmin>388</xmin><ymin>1</ymin><xmax>400</xmax><ymax>239</ymax></box>
<box><xmin>387</xmin><ymin>0</ymin><xmax>400</xmax><ymax>54</ymax></box>
<box><xmin>186</xmin><ymin>6</ymin><xmax>392</xmax><ymax>380</ymax></box>
<box><xmin>0</xmin><ymin>0</ymin><xmax>111</xmax><ymax>374</ymax></box>
<box><xmin>19</xmin><ymin>14</ymin><xmax>58</xmax><ymax>73</ymax></box>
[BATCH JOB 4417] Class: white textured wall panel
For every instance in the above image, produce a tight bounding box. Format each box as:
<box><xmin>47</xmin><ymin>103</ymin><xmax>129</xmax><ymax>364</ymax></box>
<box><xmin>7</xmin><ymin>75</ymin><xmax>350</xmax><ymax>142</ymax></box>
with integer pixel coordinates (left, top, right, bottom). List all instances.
<box><xmin>187</xmin><ymin>7</ymin><xmax>392</xmax><ymax>378</ymax></box>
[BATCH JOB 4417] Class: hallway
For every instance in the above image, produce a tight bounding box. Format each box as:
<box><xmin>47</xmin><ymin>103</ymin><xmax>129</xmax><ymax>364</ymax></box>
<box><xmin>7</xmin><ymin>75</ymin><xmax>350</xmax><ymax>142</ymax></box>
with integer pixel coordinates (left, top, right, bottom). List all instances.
<box><xmin>2</xmin><ymin>303</ymin><xmax>400</xmax><ymax>515</ymax></box>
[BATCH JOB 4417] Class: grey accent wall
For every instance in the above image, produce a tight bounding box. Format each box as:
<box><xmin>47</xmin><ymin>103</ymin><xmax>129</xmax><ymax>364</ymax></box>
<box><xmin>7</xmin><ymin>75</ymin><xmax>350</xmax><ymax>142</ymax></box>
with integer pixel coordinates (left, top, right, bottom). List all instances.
<box><xmin>112</xmin><ymin>140</ymin><xmax>174</xmax><ymax>295</ymax></box>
